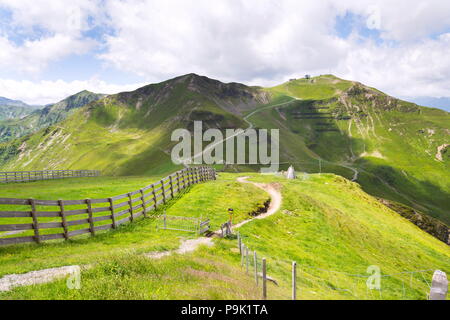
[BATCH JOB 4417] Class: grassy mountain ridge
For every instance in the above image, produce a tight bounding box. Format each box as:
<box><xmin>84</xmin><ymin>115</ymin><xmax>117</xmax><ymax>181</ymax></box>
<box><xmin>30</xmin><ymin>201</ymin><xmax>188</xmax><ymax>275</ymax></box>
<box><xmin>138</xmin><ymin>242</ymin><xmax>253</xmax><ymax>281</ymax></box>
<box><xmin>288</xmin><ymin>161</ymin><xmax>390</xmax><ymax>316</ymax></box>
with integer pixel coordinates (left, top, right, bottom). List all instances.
<box><xmin>0</xmin><ymin>74</ymin><xmax>448</xmax><ymax>225</ymax></box>
<box><xmin>252</xmin><ymin>76</ymin><xmax>450</xmax><ymax>224</ymax></box>
<box><xmin>0</xmin><ymin>75</ymin><xmax>264</xmax><ymax>176</ymax></box>
<box><xmin>0</xmin><ymin>91</ymin><xmax>105</xmax><ymax>142</ymax></box>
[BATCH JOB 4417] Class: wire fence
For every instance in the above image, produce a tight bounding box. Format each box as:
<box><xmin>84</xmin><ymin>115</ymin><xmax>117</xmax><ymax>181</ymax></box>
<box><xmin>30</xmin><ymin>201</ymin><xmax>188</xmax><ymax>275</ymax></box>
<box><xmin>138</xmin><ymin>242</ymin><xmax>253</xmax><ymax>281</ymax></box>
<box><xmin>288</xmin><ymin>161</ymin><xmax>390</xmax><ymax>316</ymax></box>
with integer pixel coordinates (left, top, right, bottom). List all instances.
<box><xmin>237</xmin><ymin>232</ymin><xmax>446</xmax><ymax>300</ymax></box>
<box><xmin>156</xmin><ymin>211</ymin><xmax>210</xmax><ymax>234</ymax></box>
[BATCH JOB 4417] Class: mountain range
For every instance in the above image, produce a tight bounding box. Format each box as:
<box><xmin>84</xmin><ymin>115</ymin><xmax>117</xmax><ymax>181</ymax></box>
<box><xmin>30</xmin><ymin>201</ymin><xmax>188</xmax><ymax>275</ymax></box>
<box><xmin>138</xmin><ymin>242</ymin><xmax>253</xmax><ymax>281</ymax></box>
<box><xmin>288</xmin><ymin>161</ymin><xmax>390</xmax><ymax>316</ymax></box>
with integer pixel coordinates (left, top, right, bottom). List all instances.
<box><xmin>0</xmin><ymin>97</ymin><xmax>42</xmax><ymax>122</ymax></box>
<box><xmin>0</xmin><ymin>74</ymin><xmax>448</xmax><ymax>228</ymax></box>
<box><xmin>0</xmin><ymin>91</ymin><xmax>105</xmax><ymax>142</ymax></box>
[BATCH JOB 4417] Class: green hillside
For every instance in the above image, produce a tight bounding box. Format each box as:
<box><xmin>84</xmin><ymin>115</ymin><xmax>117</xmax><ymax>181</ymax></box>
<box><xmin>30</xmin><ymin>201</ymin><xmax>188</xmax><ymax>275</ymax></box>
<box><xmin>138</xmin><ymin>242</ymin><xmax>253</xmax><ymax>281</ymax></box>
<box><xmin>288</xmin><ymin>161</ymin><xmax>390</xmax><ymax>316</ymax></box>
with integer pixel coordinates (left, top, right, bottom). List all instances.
<box><xmin>0</xmin><ymin>97</ymin><xmax>42</xmax><ymax>128</ymax></box>
<box><xmin>0</xmin><ymin>91</ymin><xmax>104</xmax><ymax>142</ymax></box>
<box><xmin>0</xmin><ymin>173</ymin><xmax>448</xmax><ymax>300</ymax></box>
<box><xmin>0</xmin><ymin>74</ymin><xmax>264</xmax><ymax>175</ymax></box>
<box><xmin>0</xmin><ymin>105</ymin><xmax>41</xmax><ymax>121</ymax></box>
<box><xmin>0</xmin><ymin>74</ymin><xmax>448</xmax><ymax>226</ymax></box>
<box><xmin>254</xmin><ymin>75</ymin><xmax>450</xmax><ymax>225</ymax></box>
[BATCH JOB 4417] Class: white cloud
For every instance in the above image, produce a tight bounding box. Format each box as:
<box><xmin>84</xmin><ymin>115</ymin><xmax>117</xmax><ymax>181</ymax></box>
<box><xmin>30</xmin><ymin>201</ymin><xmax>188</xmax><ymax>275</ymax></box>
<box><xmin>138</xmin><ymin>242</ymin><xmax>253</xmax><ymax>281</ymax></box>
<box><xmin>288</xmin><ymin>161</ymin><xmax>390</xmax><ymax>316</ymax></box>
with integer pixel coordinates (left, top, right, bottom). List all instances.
<box><xmin>0</xmin><ymin>78</ymin><xmax>146</xmax><ymax>105</ymax></box>
<box><xmin>0</xmin><ymin>0</ymin><xmax>101</xmax><ymax>35</ymax></box>
<box><xmin>337</xmin><ymin>32</ymin><xmax>450</xmax><ymax>97</ymax></box>
<box><xmin>99</xmin><ymin>0</ymin><xmax>347</xmax><ymax>84</ymax></box>
<box><xmin>0</xmin><ymin>35</ymin><xmax>95</xmax><ymax>73</ymax></box>
<box><xmin>336</xmin><ymin>0</ymin><xmax>450</xmax><ymax>42</ymax></box>
<box><xmin>1</xmin><ymin>0</ymin><xmax>450</xmax><ymax>101</ymax></box>
<box><xmin>0</xmin><ymin>0</ymin><xmax>101</xmax><ymax>73</ymax></box>
<box><xmin>97</xmin><ymin>0</ymin><xmax>450</xmax><ymax>98</ymax></box>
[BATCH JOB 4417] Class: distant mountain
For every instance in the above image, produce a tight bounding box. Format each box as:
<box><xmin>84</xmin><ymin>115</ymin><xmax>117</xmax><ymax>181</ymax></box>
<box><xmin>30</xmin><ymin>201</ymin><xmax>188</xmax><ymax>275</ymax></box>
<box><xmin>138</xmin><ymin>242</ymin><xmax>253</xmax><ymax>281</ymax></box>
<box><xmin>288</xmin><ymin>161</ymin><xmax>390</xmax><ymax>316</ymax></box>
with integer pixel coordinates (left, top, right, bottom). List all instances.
<box><xmin>0</xmin><ymin>97</ymin><xmax>29</xmax><ymax>107</ymax></box>
<box><xmin>0</xmin><ymin>90</ymin><xmax>105</xmax><ymax>142</ymax></box>
<box><xmin>0</xmin><ymin>74</ymin><xmax>448</xmax><ymax>226</ymax></box>
<box><xmin>404</xmin><ymin>96</ymin><xmax>450</xmax><ymax>112</ymax></box>
<box><xmin>0</xmin><ymin>97</ymin><xmax>42</xmax><ymax>121</ymax></box>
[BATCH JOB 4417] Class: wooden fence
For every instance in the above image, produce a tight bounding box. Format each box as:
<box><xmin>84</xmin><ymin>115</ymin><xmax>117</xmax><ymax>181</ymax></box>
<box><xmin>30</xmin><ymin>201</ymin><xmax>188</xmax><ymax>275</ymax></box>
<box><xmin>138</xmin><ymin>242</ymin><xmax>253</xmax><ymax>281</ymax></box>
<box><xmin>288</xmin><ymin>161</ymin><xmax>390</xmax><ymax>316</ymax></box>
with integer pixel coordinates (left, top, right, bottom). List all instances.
<box><xmin>0</xmin><ymin>166</ymin><xmax>216</xmax><ymax>246</ymax></box>
<box><xmin>0</xmin><ymin>170</ymin><xmax>100</xmax><ymax>183</ymax></box>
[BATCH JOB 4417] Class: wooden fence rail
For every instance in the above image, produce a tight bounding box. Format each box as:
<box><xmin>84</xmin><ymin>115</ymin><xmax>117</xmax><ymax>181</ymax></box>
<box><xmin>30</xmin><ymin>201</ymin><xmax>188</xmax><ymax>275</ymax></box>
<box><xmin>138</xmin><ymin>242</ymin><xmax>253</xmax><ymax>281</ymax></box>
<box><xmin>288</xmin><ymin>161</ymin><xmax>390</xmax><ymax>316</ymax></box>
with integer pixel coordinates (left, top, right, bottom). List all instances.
<box><xmin>0</xmin><ymin>166</ymin><xmax>216</xmax><ymax>246</ymax></box>
<box><xmin>0</xmin><ymin>170</ymin><xmax>100</xmax><ymax>183</ymax></box>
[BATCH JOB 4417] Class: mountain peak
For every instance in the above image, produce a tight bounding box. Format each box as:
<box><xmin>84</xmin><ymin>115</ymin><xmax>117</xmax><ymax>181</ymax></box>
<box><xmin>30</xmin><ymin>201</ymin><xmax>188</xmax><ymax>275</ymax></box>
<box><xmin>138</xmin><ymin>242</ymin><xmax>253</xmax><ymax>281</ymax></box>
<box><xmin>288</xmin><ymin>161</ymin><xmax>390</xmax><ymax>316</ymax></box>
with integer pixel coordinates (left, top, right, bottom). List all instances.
<box><xmin>0</xmin><ymin>96</ymin><xmax>29</xmax><ymax>107</ymax></box>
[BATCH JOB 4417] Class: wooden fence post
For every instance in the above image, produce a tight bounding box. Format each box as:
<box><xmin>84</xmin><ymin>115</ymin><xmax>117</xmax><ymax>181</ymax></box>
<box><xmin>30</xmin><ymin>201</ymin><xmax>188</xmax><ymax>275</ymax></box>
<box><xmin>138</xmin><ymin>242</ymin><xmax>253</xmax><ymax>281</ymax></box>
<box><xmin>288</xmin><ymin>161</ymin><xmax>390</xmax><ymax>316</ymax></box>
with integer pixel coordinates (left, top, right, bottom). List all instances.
<box><xmin>193</xmin><ymin>167</ymin><xmax>197</xmax><ymax>184</ymax></box>
<box><xmin>169</xmin><ymin>176</ymin><xmax>174</xmax><ymax>199</ymax></box>
<box><xmin>29</xmin><ymin>198</ymin><xmax>41</xmax><ymax>244</ymax></box>
<box><xmin>254</xmin><ymin>251</ymin><xmax>258</xmax><ymax>286</ymax></box>
<box><xmin>86</xmin><ymin>199</ymin><xmax>95</xmax><ymax>236</ymax></box>
<box><xmin>176</xmin><ymin>172</ymin><xmax>181</xmax><ymax>193</ymax></box>
<box><xmin>292</xmin><ymin>261</ymin><xmax>297</xmax><ymax>300</ymax></box>
<box><xmin>109</xmin><ymin>197</ymin><xmax>117</xmax><ymax>229</ymax></box>
<box><xmin>262</xmin><ymin>258</ymin><xmax>267</xmax><ymax>300</ymax></box>
<box><xmin>128</xmin><ymin>193</ymin><xmax>134</xmax><ymax>222</ymax></box>
<box><xmin>152</xmin><ymin>184</ymin><xmax>158</xmax><ymax>209</ymax></box>
<box><xmin>161</xmin><ymin>180</ymin><xmax>166</xmax><ymax>204</ymax></box>
<box><xmin>58</xmin><ymin>200</ymin><xmax>69</xmax><ymax>240</ymax></box>
<box><xmin>140</xmin><ymin>189</ymin><xmax>147</xmax><ymax>218</ymax></box>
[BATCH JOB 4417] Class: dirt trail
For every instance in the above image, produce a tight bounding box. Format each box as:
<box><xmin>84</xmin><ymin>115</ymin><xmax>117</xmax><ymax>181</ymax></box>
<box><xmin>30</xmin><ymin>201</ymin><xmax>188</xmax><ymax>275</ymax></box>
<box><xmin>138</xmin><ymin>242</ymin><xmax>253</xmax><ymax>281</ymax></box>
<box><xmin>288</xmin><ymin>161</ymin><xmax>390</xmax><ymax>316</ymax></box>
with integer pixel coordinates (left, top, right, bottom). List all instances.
<box><xmin>233</xmin><ymin>177</ymin><xmax>281</xmax><ymax>228</ymax></box>
<box><xmin>147</xmin><ymin>176</ymin><xmax>282</xmax><ymax>258</ymax></box>
<box><xmin>0</xmin><ymin>176</ymin><xmax>282</xmax><ymax>291</ymax></box>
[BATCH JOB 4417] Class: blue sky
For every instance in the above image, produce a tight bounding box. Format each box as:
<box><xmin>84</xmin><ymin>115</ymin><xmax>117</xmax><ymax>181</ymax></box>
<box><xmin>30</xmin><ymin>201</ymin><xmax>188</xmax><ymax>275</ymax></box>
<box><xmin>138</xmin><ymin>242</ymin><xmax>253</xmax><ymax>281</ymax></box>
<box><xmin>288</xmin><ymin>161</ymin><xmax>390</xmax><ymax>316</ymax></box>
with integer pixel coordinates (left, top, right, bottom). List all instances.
<box><xmin>0</xmin><ymin>0</ymin><xmax>449</xmax><ymax>110</ymax></box>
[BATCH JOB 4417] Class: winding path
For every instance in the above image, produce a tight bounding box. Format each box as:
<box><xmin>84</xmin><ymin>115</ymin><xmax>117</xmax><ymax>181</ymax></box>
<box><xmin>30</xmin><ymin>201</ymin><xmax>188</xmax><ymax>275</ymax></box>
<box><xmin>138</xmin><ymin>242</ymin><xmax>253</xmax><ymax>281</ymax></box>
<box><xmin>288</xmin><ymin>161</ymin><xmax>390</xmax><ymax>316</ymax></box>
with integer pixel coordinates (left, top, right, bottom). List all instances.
<box><xmin>0</xmin><ymin>176</ymin><xmax>283</xmax><ymax>291</ymax></box>
<box><xmin>146</xmin><ymin>176</ymin><xmax>282</xmax><ymax>258</ymax></box>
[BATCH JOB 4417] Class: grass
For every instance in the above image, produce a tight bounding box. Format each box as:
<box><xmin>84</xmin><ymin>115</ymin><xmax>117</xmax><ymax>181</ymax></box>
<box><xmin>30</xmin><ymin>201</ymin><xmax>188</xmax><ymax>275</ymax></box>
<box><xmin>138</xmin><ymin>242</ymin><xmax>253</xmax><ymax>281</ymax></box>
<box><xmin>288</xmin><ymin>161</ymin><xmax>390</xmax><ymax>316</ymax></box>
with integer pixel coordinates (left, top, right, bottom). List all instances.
<box><xmin>0</xmin><ymin>172</ymin><xmax>449</xmax><ymax>300</ymax></box>
<box><xmin>0</xmin><ymin>246</ymin><xmax>265</xmax><ymax>300</ymax></box>
<box><xmin>234</xmin><ymin>173</ymin><xmax>450</xmax><ymax>299</ymax></box>
<box><xmin>163</xmin><ymin>173</ymin><xmax>269</xmax><ymax>229</ymax></box>
<box><xmin>0</xmin><ymin>173</ymin><xmax>268</xmax><ymax>277</ymax></box>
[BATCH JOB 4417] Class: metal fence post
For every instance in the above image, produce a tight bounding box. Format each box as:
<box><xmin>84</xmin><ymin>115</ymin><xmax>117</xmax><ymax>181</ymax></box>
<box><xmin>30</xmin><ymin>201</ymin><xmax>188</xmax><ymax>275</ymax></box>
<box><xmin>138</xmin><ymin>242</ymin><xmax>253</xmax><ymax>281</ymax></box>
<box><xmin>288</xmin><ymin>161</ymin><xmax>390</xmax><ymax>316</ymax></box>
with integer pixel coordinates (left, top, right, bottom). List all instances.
<box><xmin>254</xmin><ymin>251</ymin><xmax>258</xmax><ymax>286</ymax></box>
<box><xmin>163</xmin><ymin>210</ymin><xmax>167</xmax><ymax>230</ymax></box>
<box><xmin>262</xmin><ymin>258</ymin><xmax>267</xmax><ymax>300</ymax></box>
<box><xmin>238</xmin><ymin>232</ymin><xmax>241</xmax><ymax>254</ymax></box>
<box><xmin>246</xmin><ymin>246</ymin><xmax>249</xmax><ymax>274</ymax></box>
<box><xmin>241</xmin><ymin>244</ymin><xmax>245</xmax><ymax>267</ymax></box>
<box><xmin>292</xmin><ymin>261</ymin><xmax>297</xmax><ymax>300</ymax></box>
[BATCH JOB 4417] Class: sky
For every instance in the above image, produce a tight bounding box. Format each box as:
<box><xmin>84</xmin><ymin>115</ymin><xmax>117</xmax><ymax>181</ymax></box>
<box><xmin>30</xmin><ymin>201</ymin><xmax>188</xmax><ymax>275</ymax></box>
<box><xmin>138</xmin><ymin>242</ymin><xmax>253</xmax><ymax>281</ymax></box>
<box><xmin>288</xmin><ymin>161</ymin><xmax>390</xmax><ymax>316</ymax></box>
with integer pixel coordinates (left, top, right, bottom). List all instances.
<box><xmin>0</xmin><ymin>0</ymin><xmax>449</xmax><ymax>110</ymax></box>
